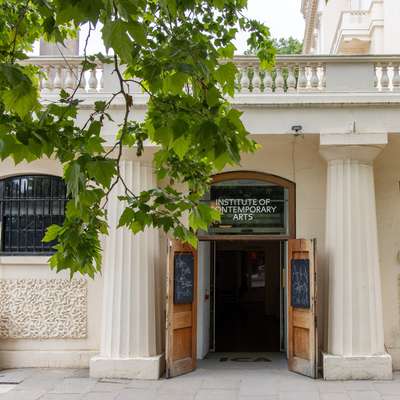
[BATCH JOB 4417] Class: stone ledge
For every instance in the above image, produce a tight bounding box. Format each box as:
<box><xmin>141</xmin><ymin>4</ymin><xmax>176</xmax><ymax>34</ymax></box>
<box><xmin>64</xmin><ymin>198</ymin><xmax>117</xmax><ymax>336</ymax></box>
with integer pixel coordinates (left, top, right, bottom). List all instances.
<box><xmin>90</xmin><ymin>354</ymin><xmax>165</xmax><ymax>380</ymax></box>
<box><xmin>323</xmin><ymin>352</ymin><xmax>393</xmax><ymax>380</ymax></box>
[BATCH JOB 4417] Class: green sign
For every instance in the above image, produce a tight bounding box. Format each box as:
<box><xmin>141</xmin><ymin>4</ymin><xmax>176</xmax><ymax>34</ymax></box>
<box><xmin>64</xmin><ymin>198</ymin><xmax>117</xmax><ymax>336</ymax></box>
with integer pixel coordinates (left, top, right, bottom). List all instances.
<box><xmin>206</xmin><ymin>180</ymin><xmax>288</xmax><ymax>235</ymax></box>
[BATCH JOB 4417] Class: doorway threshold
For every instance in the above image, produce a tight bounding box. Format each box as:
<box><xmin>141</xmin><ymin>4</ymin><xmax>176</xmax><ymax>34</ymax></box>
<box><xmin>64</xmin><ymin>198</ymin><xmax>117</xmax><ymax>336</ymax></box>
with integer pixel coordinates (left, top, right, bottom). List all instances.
<box><xmin>200</xmin><ymin>352</ymin><xmax>287</xmax><ymax>371</ymax></box>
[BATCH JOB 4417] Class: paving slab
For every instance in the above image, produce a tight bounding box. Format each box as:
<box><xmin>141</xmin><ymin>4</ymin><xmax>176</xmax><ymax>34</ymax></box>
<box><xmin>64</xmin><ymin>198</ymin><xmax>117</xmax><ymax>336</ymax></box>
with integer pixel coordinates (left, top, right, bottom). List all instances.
<box><xmin>115</xmin><ymin>388</ymin><xmax>157</xmax><ymax>400</ymax></box>
<box><xmin>50</xmin><ymin>378</ymin><xmax>97</xmax><ymax>394</ymax></box>
<box><xmin>347</xmin><ymin>391</ymin><xmax>382</xmax><ymax>400</ymax></box>
<box><xmin>194</xmin><ymin>389</ymin><xmax>238</xmax><ymax>400</ymax></box>
<box><xmin>279</xmin><ymin>392</ymin><xmax>320</xmax><ymax>400</ymax></box>
<box><xmin>0</xmin><ymin>390</ymin><xmax>46</xmax><ymax>400</ymax></box>
<box><xmin>320</xmin><ymin>394</ymin><xmax>351</xmax><ymax>400</ymax></box>
<box><xmin>82</xmin><ymin>392</ymin><xmax>119</xmax><ymax>400</ymax></box>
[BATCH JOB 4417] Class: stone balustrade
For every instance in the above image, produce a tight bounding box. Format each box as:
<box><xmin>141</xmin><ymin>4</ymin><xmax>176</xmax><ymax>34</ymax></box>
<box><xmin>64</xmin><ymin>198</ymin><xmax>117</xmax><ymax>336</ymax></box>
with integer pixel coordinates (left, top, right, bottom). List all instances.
<box><xmin>24</xmin><ymin>55</ymin><xmax>400</xmax><ymax>97</ymax></box>
<box><xmin>24</xmin><ymin>57</ymin><xmax>104</xmax><ymax>92</ymax></box>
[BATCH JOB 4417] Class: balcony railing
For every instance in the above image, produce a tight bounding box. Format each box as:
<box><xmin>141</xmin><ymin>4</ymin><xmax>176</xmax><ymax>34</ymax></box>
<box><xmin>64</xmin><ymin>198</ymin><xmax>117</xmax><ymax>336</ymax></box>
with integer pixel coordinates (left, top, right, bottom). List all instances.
<box><xmin>25</xmin><ymin>55</ymin><xmax>400</xmax><ymax>98</ymax></box>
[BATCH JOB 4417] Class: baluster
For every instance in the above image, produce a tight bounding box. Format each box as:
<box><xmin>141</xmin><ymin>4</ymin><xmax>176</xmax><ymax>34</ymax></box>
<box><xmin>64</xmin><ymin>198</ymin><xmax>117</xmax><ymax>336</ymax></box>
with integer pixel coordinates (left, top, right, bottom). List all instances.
<box><xmin>77</xmin><ymin>66</ymin><xmax>86</xmax><ymax>91</ymax></box>
<box><xmin>88</xmin><ymin>68</ymin><xmax>98</xmax><ymax>91</ymax></box>
<box><xmin>275</xmin><ymin>66</ymin><xmax>284</xmax><ymax>94</ymax></box>
<box><xmin>234</xmin><ymin>69</ymin><xmax>241</xmax><ymax>94</ymax></box>
<box><xmin>298</xmin><ymin>65</ymin><xmax>307</xmax><ymax>91</ymax></box>
<box><xmin>53</xmin><ymin>66</ymin><xmax>62</xmax><ymax>91</ymax></box>
<box><xmin>42</xmin><ymin>65</ymin><xmax>52</xmax><ymax>91</ymax></box>
<box><xmin>99</xmin><ymin>65</ymin><xmax>104</xmax><ymax>91</ymax></box>
<box><xmin>252</xmin><ymin>64</ymin><xmax>261</xmax><ymax>94</ymax></box>
<box><xmin>381</xmin><ymin>64</ymin><xmax>390</xmax><ymax>91</ymax></box>
<box><xmin>374</xmin><ymin>64</ymin><xmax>379</xmax><ymax>89</ymax></box>
<box><xmin>240</xmin><ymin>65</ymin><xmax>250</xmax><ymax>94</ymax></box>
<box><xmin>264</xmin><ymin>69</ymin><xmax>273</xmax><ymax>94</ymax></box>
<box><xmin>392</xmin><ymin>64</ymin><xmax>400</xmax><ymax>92</ymax></box>
<box><xmin>64</xmin><ymin>67</ymin><xmax>75</xmax><ymax>90</ymax></box>
<box><xmin>321</xmin><ymin>64</ymin><xmax>327</xmax><ymax>90</ymax></box>
<box><xmin>310</xmin><ymin>64</ymin><xmax>319</xmax><ymax>90</ymax></box>
<box><xmin>286</xmin><ymin>65</ymin><xmax>296</xmax><ymax>93</ymax></box>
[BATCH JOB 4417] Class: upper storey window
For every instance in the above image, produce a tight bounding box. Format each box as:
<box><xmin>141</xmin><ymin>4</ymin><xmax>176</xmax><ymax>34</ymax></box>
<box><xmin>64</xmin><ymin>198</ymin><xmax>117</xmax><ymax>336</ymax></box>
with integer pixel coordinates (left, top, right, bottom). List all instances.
<box><xmin>0</xmin><ymin>175</ymin><xmax>67</xmax><ymax>254</ymax></box>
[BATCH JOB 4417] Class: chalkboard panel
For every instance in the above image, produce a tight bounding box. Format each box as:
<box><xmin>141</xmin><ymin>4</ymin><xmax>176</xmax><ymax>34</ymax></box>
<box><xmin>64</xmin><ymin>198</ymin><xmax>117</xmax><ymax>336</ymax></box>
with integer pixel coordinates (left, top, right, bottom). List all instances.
<box><xmin>291</xmin><ymin>259</ymin><xmax>310</xmax><ymax>309</ymax></box>
<box><xmin>174</xmin><ymin>252</ymin><xmax>194</xmax><ymax>304</ymax></box>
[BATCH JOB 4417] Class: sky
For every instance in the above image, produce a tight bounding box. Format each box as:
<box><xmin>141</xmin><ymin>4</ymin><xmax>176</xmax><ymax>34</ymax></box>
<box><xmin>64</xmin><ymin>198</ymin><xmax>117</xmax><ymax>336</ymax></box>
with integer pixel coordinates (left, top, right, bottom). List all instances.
<box><xmin>234</xmin><ymin>0</ymin><xmax>305</xmax><ymax>53</ymax></box>
<box><xmin>74</xmin><ymin>0</ymin><xmax>305</xmax><ymax>56</ymax></box>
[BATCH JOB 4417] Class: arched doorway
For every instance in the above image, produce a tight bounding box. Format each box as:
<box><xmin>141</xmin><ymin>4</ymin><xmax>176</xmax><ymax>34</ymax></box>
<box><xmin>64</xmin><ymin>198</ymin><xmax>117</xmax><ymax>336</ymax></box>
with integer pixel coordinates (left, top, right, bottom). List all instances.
<box><xmin>166</xmin><ymin>171</ymin><xmax>317</xmax><ymax>378</ymax></box>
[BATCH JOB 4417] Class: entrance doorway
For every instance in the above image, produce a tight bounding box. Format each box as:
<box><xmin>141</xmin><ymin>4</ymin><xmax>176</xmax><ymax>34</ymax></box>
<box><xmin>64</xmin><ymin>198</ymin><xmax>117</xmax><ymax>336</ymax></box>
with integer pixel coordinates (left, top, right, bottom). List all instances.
<box><xmin>165</xmin><ymin>169</ymin><xmax>318</xmax><ymax>378</ymax></box>
<box><xmin>211</xmin><ymin>241</ymin><xmax>285</xmax><ymax>353</ymax></box>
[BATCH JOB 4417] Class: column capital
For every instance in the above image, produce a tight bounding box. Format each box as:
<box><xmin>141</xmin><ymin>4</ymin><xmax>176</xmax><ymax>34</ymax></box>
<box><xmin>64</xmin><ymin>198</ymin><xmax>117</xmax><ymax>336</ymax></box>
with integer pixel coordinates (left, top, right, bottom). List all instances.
<box><xmin>319</xmin><ymin>133</ymin><xmax>387</xmax><ymax>163</ymax></box>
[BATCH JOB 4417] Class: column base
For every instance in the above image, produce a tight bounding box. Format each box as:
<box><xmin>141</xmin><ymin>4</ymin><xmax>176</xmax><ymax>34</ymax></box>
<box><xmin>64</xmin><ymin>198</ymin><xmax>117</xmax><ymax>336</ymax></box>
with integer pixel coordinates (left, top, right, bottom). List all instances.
<box><xmin>323</xmin><ymin>352</ymin><xmax>393</xmax><ymax>380</ymax></box>
<box><xmin>90</xmin><ymin>354</ymin><xmax>165</xmax><ymax>380</ymax></box>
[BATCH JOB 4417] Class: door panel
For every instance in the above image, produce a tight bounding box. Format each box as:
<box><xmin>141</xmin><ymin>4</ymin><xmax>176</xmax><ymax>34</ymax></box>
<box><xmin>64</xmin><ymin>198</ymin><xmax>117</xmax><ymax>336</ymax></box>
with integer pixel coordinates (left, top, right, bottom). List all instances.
<box><xmin>166</xmin><ymin>240</ymin><xmax>197</xmax><ymax>378</ymax></box>
<box><xmin>288</xmin><ymin>239</ymin><xmax>318</xmax><ymax>378</ymax></box>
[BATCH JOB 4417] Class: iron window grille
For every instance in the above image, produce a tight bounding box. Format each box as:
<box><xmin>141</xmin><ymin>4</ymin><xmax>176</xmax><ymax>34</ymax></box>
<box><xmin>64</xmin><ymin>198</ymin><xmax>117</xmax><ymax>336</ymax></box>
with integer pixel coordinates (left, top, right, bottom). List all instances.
<box><xmin>0</xmin><ymin>175</ymin><xmax>67</xmax><ymax>255</ymax></box>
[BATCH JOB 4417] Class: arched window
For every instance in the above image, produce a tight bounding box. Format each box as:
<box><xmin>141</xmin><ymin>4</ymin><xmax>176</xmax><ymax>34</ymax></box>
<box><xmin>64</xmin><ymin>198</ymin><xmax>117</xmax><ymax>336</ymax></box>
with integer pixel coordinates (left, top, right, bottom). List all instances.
<box><xmin>0</xmin><ymin>175</ymin><xmax>67</xmax><ymax>254</ymax></box>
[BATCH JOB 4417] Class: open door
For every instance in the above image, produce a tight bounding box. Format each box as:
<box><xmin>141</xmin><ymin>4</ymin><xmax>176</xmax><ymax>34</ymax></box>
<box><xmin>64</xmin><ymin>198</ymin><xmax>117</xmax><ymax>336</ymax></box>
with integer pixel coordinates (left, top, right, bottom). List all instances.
<box><xmin>288</xmin><ymin>239</ymin><xmax>318</xmax><ymax>378</ymax></box>
<box><xmin>166</xmin><ymin>239</ymin><xmax>197</xmax><ymax>378</ymax></box>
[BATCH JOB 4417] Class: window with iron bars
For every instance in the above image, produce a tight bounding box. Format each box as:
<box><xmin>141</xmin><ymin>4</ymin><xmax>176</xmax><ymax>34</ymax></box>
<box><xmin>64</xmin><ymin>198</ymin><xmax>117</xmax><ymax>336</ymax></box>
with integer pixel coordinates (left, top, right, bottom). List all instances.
<box><xmin>0</xmin><ymin>175</ymin><xmax>67</xmax><ymax>255</ymax></box>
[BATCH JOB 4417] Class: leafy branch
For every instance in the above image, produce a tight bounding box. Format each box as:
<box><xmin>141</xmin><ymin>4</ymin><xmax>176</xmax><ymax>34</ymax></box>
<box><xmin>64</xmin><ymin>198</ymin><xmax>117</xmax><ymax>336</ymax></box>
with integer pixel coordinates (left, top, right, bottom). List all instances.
<box><xmin>0</xmin><ymin>0</ymin><xmax>275</xmax><ymax>277</ymax></box>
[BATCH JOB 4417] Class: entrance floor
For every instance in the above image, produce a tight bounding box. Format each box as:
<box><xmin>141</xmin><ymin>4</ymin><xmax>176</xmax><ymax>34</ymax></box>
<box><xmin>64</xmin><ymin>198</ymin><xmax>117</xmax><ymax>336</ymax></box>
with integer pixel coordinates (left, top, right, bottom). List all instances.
<box><xmin>0</xmin><ymin>366</ymin><xmax>399</xmax><ymax>399</ymax></box>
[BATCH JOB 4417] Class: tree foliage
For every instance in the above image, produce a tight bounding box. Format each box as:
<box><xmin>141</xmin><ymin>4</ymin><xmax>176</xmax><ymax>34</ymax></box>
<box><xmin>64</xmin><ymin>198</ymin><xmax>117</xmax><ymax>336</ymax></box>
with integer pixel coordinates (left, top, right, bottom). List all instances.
<box><xmin>246</xmin><ymin>36</ymin><xmax>302</xmax><ymax>55</ymax></box>
<box><xmin>0</xmin><ymin>0</ymin><xmax>274</xmax><ymax>277</ymax></box>
<box><xmin>272</xmin><ymin>36</ymin><xmax>302</xmax><ymax>55</ymax></box>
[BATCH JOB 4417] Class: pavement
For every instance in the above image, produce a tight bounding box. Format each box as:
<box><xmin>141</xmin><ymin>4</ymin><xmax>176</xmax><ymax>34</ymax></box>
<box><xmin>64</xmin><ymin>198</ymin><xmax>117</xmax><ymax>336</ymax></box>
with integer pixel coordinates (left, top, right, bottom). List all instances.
<box><xmin>0</xmin><ymin>353</ymin><xmax>399</xmax><ymax>400</ymax></box>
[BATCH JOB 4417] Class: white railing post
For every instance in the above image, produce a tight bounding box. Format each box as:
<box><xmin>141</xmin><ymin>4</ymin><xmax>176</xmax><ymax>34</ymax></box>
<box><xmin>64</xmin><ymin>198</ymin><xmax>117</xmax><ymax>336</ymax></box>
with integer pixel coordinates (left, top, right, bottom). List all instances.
<box><xmin>252</xmin><ymin>64</ymin><xmax>261</xmax><ymax>94</ymax></box>
<box><xmin>53</xmin><ymin>66</ymin><xmax>62</xmax><ymax>92</ymax></box>
<box><xmin>88</xmin><ymin>67</ymin><xmax>98</xmax><ymax>92</ymax></box>
<box><xmin>392</xmin><ymin>64</ymin><xmax>400</xmax><ymax>92</ymax></box>
<box><xmin>287</xmin><ymin>65</ymin><xmax>296</xmax><ymax>93</ymax></box>
<box><xmin>275</xmin><ymin>66</ymin><xmax>285</xmax><ymax>94</ymax></box>
<box><xmin>380</xmin><ymin>64</ymin><xmax>390</xmax><ymax>91</ymax></box>
<box><xmin>264</xmin><ymin>69</ymin><xmax>273</xmax><ymax>94</ymax></box>
<box><xmin>310</xmin><ymin>64</ymin><xmax>319</xmax><ymax>90</ymax></box>
<box><xmin>298</xmin><ymin>64</ymin><xmax>308</xmax><ymax>92</ymax></box>
<box><xmin>239</xmin><ymin>64</ymin><xmax>250</xmax><ymax>94</ymax></box>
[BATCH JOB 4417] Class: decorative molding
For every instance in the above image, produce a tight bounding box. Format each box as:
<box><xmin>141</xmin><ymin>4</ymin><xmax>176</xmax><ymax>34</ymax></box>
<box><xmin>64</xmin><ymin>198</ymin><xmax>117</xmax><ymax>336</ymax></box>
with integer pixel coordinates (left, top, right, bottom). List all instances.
<box><xmin>303</xmin><ymin>0</ymin><xmax>319</xmax><ymax>54</ymax></box>
<box><xmin>0</xmin><ymin>279</ymin><xmax>87</xmax><ymax>339</ymax></box>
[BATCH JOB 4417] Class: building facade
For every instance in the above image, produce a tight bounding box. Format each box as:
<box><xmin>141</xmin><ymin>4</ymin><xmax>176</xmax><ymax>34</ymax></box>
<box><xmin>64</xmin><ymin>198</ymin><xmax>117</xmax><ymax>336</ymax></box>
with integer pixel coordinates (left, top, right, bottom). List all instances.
<box><xmin>0</xmin><ymin>0</ymin><xmax>400</xmax><ymax>381</ymax></box>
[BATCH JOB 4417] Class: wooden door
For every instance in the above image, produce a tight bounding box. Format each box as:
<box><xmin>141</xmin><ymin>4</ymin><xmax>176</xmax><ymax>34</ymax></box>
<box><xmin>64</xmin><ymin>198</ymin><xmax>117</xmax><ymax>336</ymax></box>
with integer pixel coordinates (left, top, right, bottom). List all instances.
<box><xmin>288</xmin><ymin>239</ymin><xmax>318</xmax><ymax>378</ymax></box>
<box><xmin>166</xmin><ymin>240</ymin><xmax>197</xmax><ymax>378</ymax></box>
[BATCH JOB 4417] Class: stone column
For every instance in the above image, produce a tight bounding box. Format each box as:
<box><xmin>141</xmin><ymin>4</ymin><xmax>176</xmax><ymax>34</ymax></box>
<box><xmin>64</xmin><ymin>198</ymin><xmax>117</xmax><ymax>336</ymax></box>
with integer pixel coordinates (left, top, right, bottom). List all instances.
<box><xmin>320</xmin><ymin>134</ymin><xmax>392</xmax><ymax>380</ymax></box>
<box><xmin>90</xmin><ymin>160</ymin><xmax>165</xmax><ymax>380</ymax></box>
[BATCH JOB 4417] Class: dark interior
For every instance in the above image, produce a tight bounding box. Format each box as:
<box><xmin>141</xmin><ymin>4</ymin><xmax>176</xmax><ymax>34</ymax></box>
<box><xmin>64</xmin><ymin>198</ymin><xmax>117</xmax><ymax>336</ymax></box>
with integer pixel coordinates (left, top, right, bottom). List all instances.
<box><xmin>214</xmin><ymin>241</ymin><xmax>282</xmax><ymax>352</ymax></box>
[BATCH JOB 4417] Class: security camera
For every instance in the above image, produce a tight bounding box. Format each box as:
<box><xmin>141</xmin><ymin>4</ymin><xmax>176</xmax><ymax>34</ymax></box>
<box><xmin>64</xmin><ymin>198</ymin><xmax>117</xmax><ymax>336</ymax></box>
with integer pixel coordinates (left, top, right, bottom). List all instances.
<box><xmin>291</xmin><ymin>125</ymin><xmax>303</xmax><ymax>133</ymax></box>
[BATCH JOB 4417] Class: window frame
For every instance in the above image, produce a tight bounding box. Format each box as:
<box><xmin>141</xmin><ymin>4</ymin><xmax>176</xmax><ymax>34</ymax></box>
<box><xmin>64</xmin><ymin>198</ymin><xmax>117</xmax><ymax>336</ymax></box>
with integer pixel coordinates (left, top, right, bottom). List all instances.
<box><xmin>0</xmin><ymin>174</ymin><xmax>67</xmax><ymax>256</ymax></box>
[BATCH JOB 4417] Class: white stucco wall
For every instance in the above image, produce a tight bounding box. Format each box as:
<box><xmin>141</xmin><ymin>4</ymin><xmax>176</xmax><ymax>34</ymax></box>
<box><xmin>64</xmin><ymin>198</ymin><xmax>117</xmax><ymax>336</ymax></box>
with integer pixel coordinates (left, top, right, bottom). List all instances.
<box><xmin>375</xmin><ymin>133</ymin><xmax>400</xmax><ymax>369</ymax></box>
<box><xmin>383</xmin><ymin>0</ymin><xmax>400</xmax><ymax>53</ymax></box>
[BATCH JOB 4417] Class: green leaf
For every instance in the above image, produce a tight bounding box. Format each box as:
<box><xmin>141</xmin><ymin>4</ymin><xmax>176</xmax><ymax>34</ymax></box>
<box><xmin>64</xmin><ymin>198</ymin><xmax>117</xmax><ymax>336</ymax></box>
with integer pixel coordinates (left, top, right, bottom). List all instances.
<box><xmin>64</xmin><ymin>161</ymin><xmax>84</xmax><ymax>199</ymax></box>
<box><xmin>127</xmin><ymin>21</ymin><xmax>147</xmax><ymax>46</ymax></box>
<box><xmin>86</xmin><ymin>159</ymin><xmax>117</xmax><ymax>188</ymax></box>
<box><xmin>43</xmin><ymin>224</ymin><xmax>62</xmax><ymax>242</ymax></box>
<box><xmin>206</xmin><ymin>87</ymin><xmax>220</xmax><ymax>107</ymax></box>
<box><xmin>118</xmin><ymin>208</ymin><xmax>135</xmax><ymax>228</ymax></box>
<box><xmin>102</xmin><ymin>20</ymin><xmax>133</xmax><ymax>62</ymax></box>
<box><xmin>172</xmin><ymin>135</ymin><xmax>190</xmax><ymax>160</ymax></box>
